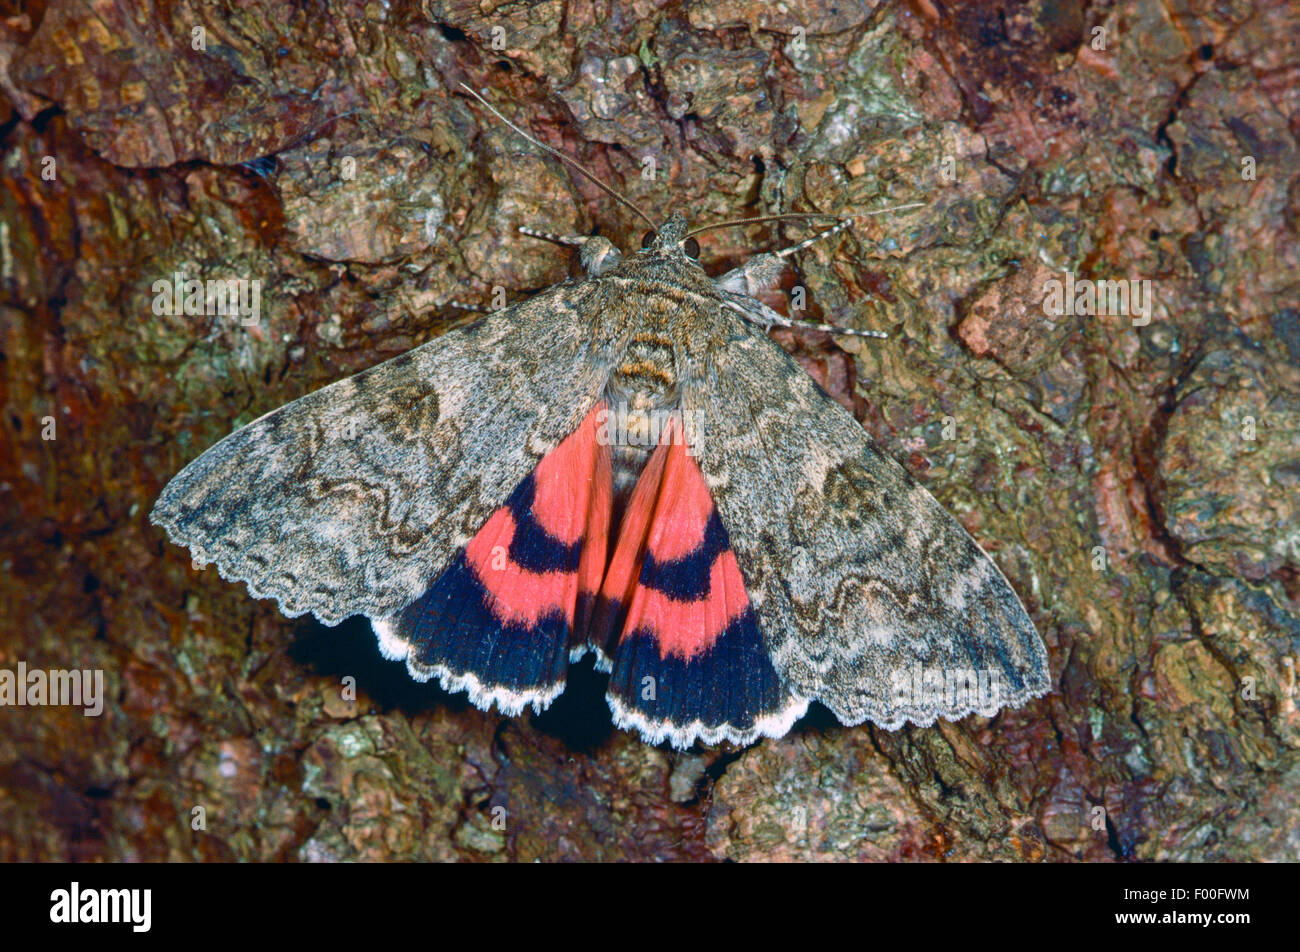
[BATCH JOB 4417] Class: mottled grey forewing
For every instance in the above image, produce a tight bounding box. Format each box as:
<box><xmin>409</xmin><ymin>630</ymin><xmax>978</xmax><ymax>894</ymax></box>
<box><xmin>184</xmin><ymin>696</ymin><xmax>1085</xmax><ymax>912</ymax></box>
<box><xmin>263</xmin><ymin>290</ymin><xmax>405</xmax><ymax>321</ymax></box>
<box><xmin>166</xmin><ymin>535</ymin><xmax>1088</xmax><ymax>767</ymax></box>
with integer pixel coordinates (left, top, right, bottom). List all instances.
<box><xmin>152</xmin><ymin>281</ymin><xmax>611</xmax><ymax>625</ymax></box>
<box><xmin>684</xmin><ymin>319</ymin><xmax>1050</xmax><ymax>729</ymax></box>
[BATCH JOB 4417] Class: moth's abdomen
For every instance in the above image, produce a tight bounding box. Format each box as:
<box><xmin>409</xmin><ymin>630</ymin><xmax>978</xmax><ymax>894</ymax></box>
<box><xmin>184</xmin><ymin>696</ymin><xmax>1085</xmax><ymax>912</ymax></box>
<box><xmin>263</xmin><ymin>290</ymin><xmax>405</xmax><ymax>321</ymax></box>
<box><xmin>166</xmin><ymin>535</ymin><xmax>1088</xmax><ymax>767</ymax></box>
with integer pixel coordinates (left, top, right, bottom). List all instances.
<box><xmin>603</xmin><ymin>329</ymin><xmax>682</xmax><ymax>524</ymax></box>
<box><xmin>607</xmin><ymin>331</ymin><xmax>679</xmax><ymax>402</ymax></box>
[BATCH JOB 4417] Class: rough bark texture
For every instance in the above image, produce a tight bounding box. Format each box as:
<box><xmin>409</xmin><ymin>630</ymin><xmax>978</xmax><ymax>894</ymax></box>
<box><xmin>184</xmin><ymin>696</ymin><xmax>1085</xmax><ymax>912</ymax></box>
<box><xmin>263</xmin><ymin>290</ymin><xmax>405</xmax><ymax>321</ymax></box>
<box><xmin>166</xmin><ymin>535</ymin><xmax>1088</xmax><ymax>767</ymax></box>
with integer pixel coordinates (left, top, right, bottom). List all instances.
<box><xmin>2</xmin><ymin>0</ymin><xmax>1298</xmax><ymax>861</ymax></box>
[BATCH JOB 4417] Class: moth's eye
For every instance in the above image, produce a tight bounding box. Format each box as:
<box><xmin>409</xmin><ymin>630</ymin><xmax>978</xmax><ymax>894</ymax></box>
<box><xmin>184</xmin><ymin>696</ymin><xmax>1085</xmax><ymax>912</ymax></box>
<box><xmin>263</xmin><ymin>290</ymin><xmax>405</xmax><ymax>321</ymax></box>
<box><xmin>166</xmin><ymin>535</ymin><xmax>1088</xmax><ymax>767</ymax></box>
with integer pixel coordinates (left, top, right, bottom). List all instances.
<box><xmin>682</xmin><ymin>237</ymin><xmax>700</xmax><ymax>259</ymax></box>
<box><xmin>640</xmin><ymin>231</ymin><xmax>655</xmax><ymax>249</ymax></box>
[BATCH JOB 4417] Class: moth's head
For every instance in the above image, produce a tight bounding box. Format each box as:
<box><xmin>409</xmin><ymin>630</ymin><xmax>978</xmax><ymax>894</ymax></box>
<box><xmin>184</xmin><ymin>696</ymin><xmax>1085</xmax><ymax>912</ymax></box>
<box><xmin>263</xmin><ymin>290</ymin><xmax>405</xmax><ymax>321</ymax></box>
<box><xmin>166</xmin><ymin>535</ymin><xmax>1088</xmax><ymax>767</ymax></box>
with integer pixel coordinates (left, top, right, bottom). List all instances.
<box><xmin>637</xmin><ymin>211</ymin><xmax>700</xmax><ymax>261</ymax></box>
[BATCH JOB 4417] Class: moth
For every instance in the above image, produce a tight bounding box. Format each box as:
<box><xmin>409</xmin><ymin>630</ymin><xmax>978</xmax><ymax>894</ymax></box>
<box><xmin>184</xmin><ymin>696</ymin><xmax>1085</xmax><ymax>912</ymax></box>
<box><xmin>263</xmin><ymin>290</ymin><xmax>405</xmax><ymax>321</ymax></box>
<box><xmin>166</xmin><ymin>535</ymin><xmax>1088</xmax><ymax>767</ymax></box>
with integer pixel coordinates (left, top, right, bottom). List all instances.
<box><xmin>152</xmin><ymin>85</ymin><xmax>1050</xmax><ymax>749</ymax></box>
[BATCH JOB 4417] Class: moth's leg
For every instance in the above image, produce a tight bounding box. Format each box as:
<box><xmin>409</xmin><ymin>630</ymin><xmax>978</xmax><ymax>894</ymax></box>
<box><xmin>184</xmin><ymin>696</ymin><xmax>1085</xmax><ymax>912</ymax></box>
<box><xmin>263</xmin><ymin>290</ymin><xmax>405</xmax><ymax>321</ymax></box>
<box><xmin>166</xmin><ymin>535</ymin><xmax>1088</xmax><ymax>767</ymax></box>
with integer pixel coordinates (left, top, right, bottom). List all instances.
<box><xmin>763</xmin><ymin>205</ymin><xmax>921</xmax><ymax>260</ymax></box>
<box><xmin>396</xmin><ymin>287</ymin><xmax>487</xmax><ymax>317</ymax></box>
<box><xmin>518</xmin><ymin>226</ymin><xmax>586</xmax><ymax>246</ymax></box>
<box><xmin>772</xmin><ymin>216</ymin><xmax>854</xmax><ymax>260</ymax></box>
<box><xmin>714</xmin><ymin>253</ymin><xmax>785</xmax><ymax>295</ymax></box>
<box><xmin>722</xmin><ymin>296</ymin><xmax>888</xmax><ymax>340</ymax></box>
<box><xmin>715</xmin><ymin>218</ymin><xmax>886</xmax><ymax>339</ymax></box>
<box><xmin>519</xmin><ymin>227</ymin><xmax>623</xmax><ymax>276</ymax></box>
<box><xmin>444</xmin><ymin>300</ymin><xmax>490</xmax><ymax>314</ymax></box>
<box><xmin>714</xmin><ymin>219</ymin><xmax>854</xmax><ymax>296</ymax></box>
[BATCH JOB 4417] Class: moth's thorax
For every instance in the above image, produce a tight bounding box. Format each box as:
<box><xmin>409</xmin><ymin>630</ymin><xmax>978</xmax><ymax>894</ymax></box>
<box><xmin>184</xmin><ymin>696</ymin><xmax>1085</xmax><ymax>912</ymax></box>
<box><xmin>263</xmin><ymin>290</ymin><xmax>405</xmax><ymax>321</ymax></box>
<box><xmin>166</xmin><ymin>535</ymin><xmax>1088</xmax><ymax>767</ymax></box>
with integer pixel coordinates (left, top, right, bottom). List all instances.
<box><xmin>603</xmin><ymin>247</ymin><xmax>719</xmax><ymax>299</ymax></box>
<box><xmin>597</xmin><ymin>252</ymin><xmax>721</xmax><ymax>403</ymax></box>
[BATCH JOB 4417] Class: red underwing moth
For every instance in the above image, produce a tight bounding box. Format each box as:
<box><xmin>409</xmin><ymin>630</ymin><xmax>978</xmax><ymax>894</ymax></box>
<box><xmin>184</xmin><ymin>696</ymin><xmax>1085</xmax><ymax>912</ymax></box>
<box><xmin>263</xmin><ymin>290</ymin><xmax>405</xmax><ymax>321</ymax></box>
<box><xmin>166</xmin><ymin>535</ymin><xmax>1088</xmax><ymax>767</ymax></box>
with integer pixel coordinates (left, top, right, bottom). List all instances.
<box><xmin>152</xmin><ymin>85</ymin><xmax>1050</xmax><ymax>749</ymax></box>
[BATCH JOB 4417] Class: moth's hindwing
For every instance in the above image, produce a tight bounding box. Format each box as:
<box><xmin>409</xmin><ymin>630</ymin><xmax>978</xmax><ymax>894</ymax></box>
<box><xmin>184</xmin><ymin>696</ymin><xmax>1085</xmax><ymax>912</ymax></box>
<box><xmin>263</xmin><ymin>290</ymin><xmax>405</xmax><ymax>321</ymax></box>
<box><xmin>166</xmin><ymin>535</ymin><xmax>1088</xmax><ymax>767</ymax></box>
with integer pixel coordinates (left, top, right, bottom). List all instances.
<box><xmin>371</xmin><ymin>403</ymin><xmax>613</xmax><ymax>714</ymax></box>
<box><xmin>686</xmin><ymin>321</ymin><xmax>1051</xmax><ymax>730</ymax></box>
<box><xmin>596</xmin><ymin>416</ymin><xmax>808</xmax><ymax>748</ymax></box>
<box><xmin>151</xmin><ymin>283</ymin><xmax>611</xmax><ymax>626</ymax></box>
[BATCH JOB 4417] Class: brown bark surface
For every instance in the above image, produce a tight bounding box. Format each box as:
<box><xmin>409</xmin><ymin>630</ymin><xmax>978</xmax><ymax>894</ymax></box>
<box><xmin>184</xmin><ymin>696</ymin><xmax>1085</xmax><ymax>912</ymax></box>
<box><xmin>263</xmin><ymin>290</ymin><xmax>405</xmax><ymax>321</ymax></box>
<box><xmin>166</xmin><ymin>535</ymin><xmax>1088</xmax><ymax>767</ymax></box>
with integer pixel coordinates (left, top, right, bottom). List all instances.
<box><xmin>1</xmin><ymin>0</ymin><xmax>1297</xmax><ymax>861</ymax></box>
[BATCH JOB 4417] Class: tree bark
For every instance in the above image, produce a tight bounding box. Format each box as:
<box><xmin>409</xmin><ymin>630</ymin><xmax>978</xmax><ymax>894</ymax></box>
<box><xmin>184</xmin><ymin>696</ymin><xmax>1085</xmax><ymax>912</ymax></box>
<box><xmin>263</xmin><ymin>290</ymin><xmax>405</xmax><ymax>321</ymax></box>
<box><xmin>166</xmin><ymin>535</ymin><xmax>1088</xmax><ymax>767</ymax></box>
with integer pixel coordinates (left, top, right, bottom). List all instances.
<box><xmin>1</xmin><ymin>0</ymin><xmax>1297</xmax><ymax>861</ymax></box>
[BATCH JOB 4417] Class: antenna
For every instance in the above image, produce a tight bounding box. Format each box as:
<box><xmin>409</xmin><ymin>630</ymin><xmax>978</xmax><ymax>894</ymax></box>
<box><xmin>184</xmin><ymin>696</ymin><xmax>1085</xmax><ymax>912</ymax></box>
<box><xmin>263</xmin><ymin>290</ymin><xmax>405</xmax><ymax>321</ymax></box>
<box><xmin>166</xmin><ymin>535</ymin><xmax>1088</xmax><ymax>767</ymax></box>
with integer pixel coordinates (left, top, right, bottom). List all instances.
<box><xmin>457</xmin><ymin>83</ymin><xmax>657</xmax><ymax>230</ymax></box>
